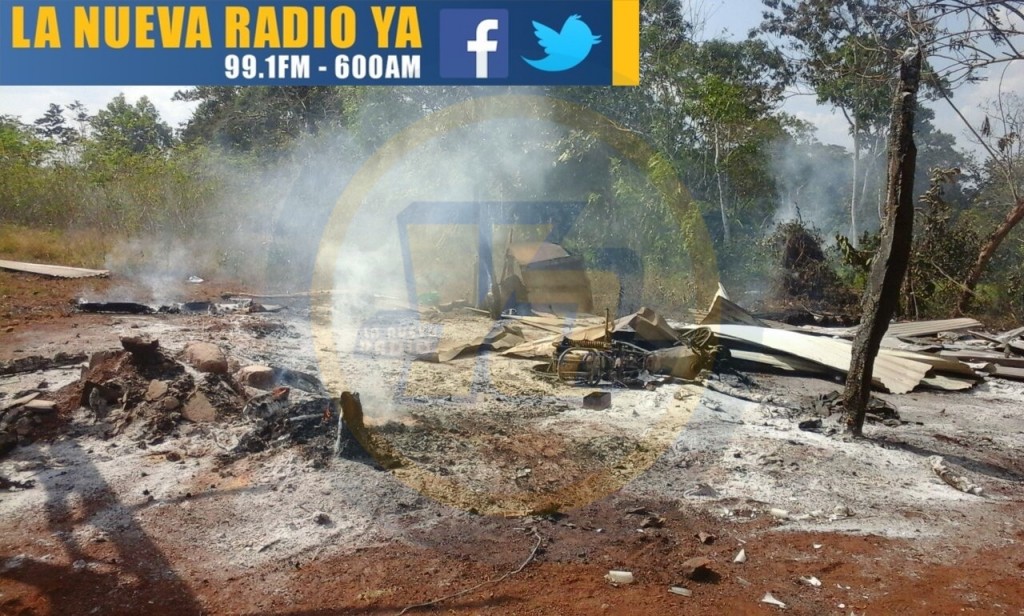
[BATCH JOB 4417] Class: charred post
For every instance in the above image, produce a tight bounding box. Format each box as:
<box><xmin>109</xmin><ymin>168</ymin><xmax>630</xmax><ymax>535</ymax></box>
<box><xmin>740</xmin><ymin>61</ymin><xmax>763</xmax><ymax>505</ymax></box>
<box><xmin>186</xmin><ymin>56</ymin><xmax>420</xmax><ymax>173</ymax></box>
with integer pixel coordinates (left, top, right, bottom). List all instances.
<box><xmin>843</xmin><ymin>47</ymin><xmax>923</xmax><ymax>436</ymax></box>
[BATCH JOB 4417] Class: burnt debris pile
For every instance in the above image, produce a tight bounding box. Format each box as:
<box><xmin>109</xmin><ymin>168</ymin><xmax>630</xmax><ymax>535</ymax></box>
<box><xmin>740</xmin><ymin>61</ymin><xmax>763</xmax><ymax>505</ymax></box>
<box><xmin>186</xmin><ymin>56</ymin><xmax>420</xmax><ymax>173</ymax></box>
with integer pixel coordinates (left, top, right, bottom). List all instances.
<box><xmin>0</xmin><ymin>334</ymin><xmax>356</xmax><ymax>465</ymax></box>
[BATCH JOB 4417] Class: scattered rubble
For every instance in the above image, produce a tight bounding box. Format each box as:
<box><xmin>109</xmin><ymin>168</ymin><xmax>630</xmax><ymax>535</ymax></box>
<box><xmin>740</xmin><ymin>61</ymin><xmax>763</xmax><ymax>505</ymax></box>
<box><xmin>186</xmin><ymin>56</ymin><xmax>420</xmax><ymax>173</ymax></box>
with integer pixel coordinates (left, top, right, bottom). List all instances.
<box><xmin>0</xmin><ymin>352</ymin><xmax>88</xmax><ymax>376</ymax></box>
<box><xmin>234</xmin><ymin>365</ymin><xmax>276</xmax><ymax>389</ymax></box>
<box><xmin>2</xmin><ymin>276</ymin><xmax>1024</xmax><ymax>614</ymax></box>
<box><xmin>0</xmin><ymin>474</ymin><xmax>35</xmax><ymax>490</ymax></box>
<box><xmin>680</xmin><ymin>556</ymin><xmax>714</xmax><ymax>581</ymax></box>
<box><xmin>761</xmin><ymin>591</ymin><xmax>788</xmax><ymax>609</ymax></box>
<box><xmin>604</xmin><ymin>570</ymin><xmax>634</xmax><ymax>585</ymax></box>
<box><xmin>930</xmin><ymin>456</ymin><xmax>984</xmax><ymax>496</ymax></box>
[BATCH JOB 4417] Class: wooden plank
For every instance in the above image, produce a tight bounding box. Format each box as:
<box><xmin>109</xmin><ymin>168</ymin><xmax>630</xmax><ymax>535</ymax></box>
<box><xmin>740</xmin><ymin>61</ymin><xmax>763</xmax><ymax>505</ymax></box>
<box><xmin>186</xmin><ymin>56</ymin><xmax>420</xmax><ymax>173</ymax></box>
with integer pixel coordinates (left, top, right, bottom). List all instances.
<box><xmin>0</xmin><ymin>259</ymin><xmax>109</xmax><ymax>279</ymax></box>
<box><xmin>0</xmin><ymin>392</ymin><xmax>40</xmax><ymax>412</ymax></box>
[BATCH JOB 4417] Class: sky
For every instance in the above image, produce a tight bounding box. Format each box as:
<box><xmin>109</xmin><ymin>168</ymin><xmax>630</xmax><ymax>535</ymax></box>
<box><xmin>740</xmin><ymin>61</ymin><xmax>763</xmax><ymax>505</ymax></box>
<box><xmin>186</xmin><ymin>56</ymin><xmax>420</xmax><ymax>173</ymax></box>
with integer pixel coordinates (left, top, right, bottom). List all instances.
<box><xmin>0</xmin><ymin>0</ymin><xmax>1020</xmax><ymax>156</ymax></box>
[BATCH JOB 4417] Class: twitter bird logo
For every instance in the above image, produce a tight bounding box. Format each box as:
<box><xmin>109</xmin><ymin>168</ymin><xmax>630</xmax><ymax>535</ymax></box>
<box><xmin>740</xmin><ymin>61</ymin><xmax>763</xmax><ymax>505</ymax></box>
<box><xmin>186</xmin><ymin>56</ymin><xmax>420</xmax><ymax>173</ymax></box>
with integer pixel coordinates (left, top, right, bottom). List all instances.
<box><xmin>523</xmin><ymin>14</ymin><xmax>601</xmax><ymax>72</ymax></box>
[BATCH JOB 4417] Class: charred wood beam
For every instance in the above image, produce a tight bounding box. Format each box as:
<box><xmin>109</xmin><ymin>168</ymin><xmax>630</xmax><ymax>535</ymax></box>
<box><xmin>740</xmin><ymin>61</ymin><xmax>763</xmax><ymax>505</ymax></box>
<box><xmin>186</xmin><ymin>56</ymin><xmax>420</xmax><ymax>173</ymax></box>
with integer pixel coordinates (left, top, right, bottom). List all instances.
<box><xmin>843</xmin><ymin>48</ymin><xmax>922</xmax><ymax>436</ymax></box>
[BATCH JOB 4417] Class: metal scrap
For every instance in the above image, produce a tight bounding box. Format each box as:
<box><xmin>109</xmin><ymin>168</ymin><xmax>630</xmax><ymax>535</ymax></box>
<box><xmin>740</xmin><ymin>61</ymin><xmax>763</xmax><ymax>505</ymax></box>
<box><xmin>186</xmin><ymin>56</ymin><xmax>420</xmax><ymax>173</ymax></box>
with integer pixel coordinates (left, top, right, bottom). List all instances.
<box><xmin>0</xmin><ymin>259</ymin><xmax>109</xmax><ymax>279</ymax></box>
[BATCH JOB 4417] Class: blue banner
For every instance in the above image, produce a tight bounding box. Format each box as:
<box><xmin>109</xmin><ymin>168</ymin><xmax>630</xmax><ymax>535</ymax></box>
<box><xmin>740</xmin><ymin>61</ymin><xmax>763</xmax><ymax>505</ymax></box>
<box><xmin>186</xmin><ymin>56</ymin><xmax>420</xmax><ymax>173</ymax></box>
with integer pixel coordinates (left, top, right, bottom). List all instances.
<box><xmin>0</xmin><ymin>0</ymin><xmax>639</xmax><ymax>85</ymax></box>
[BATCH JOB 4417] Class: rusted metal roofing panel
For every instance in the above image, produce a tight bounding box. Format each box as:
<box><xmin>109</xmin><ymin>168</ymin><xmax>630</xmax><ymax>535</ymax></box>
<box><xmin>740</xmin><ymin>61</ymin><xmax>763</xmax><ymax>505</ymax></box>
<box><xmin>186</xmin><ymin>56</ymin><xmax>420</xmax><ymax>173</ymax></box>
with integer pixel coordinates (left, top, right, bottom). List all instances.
<box><xmin>0</xmin><ymin>259</ymin><xmax>109</xmax><ymax>279</ymax></box>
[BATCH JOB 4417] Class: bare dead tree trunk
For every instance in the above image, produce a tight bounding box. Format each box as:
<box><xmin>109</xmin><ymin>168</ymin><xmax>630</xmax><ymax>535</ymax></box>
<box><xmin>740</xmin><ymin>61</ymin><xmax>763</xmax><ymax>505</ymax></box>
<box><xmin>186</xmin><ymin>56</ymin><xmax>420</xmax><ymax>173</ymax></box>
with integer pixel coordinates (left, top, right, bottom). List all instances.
<box><xmin>850</xmin><ymin>122</ymin><xmax>860</xmax><ymax>246</ymax></box>
<box><xmin>843</xmin><ymin>48</ymin><xmax>922</xmax><ymax>436</ymax></box>
<box><xmin>714</xmin><ymin>126</ymin><xmax>730</xmax><ymax>243</ymax></box>
<box><xmin>956</xmin><ymin>196</ymin><xmax>1024</xmax><ymax>314</ymax></box>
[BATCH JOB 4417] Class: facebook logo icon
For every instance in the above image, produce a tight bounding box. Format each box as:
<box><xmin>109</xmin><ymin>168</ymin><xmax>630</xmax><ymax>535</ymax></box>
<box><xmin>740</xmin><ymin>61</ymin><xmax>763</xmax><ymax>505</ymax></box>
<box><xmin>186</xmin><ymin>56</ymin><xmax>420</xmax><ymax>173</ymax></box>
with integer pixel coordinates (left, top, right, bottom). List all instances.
<box><xmin>439</xmin><ymin>9</ymin><xmax>509</xmax><ymax>79</ymax></box>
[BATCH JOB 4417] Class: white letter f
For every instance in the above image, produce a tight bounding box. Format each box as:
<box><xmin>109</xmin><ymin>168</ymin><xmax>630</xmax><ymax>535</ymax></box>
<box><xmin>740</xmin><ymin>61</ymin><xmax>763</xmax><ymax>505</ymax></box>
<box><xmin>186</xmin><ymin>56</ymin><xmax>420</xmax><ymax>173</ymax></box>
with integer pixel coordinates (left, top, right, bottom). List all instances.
<box><xmin>467</xmin><ymin>19</ymin><xmax>499</xmax><ymax>78</ymax></box>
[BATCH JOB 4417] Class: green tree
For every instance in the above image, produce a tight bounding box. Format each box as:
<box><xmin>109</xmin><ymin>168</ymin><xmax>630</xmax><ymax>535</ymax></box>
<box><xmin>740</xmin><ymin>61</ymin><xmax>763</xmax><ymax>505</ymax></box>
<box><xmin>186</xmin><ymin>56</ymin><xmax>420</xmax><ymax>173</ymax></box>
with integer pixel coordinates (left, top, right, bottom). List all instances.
<box><xmin>86</xmin><ymin>94</ymin><xmax>173</xmax><ymax>161</ymax></box>
<box><xmin>0</xmin><ymin>114</ymin><xmax>53</xmax><ymax>224</ymax></box>
<box><xmin>761</xmin><ymin>0</ymin><xmax>927</xmax><ymax>243</ymax></box>
<box><xmin>174</xmin><ymin>86</ymin><xmax>363</xmax><ymax>155</ymax></box>
<box><xmin>957</xmin><ymin>93</ymin><xmax>1024</xmax><ymax>313</ymax></box>
<box><xmin>33</xmin><ymin>103</ymin><xmax>78</xmax><ymax>147</ymax></box>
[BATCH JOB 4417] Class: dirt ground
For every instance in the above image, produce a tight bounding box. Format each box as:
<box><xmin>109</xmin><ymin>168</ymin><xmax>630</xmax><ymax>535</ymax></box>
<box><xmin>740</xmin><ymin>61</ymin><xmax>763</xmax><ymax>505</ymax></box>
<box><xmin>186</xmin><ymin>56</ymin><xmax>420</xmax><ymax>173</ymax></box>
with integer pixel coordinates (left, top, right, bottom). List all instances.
<box><xmin>2</xmin><ymin>271</ymin><xmax>1024</xmax><ymax>615</ymax></box>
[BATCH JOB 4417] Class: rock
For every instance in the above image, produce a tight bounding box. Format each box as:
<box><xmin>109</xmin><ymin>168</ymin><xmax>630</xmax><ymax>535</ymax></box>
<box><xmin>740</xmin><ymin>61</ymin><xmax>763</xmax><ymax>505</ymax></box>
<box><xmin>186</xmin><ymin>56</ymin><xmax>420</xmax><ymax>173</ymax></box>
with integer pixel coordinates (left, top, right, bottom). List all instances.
<box><xmin>14</xmin><ymin>416</ymin><xmax>33</xmax><ymax>436</ymax></box>
<box><xmin>4</xmin><ymin>326</ymin><xmax>13</xmax><ymax>333</ymax></box>
<box><xmin>183</xmin><ymin>342</ymin><xmax>228</xmax><ymax>374</ymax></box>
<box><xmin>120</xmin><ymin>337</ymin><xmax>160</xmax><ymax>362</ymax></box>
<box><xmin>146</xmin><ymin>380</ymin><xmax>169</xmax><ymax>401</ymax></box>
<box><xmin>798</xmin><ymin>418</ymin><xmax>822</xmax><ymax>432</ymax></box>
<box><xmin>668</xmin><ymin>586</ymin><xmax>692</xmax><ymax>597</ymax></box>
<box><xmin>0</xmin><ymin>433</ymin><xmax>17</xmax><ymax>457</ymax></box>
<box><xmin>683</xmin><ymin>483</ymin><xmax>719</xmax><ymax>498</ymax></box>
<box><xmin>83</xmin><ymin>381</ymin><xmax>123</xmax><ymax>413</ymax></box>
<box><xmin>733</xmin><ymin>549</ymin><xmax>747</xmax><ymax>563</ymax></box>
<box><xmin>89</xmin><ymin>350</ymin><xmax>118</xmax><ymax>369</ymax></box>
<box><xmin>640</xmin><ymin>515</ymin><xmax>665</xmax><ymax>528</ymax></box>
<box><xmin>696</xmin><ymin>532</ymin><xmax>715</xmax><ymax>545</ymax></box>
<box><xmin>313</xmin><ymin>512</ymin><xmax>332</xmax><ymax>525</ymax></box>
<box><xmin>234</xmin><ymin>365</ymin><xmax>275</xmax><ymax>390</ymax></box>
<box><xmin>87</xmin><ymin>388</ymin><xmax>109</xmax><ymax>414</ymax></box>
<box><xmin>769</xmin><ymin>508</ymin><xmax>790</xmax><ymax>520</ymax></box>
<box><xmin>182</xmin><ymin>391</ymin><xmax>217</xmax><ymax>423</ymax></box>
<box><xmin>162</xmin><ymin>397</ymin><xmax>181</xmax><ymax>411</ymax></box>
<box><xmin>832</xmin><ymin>504</ymin><xmax>853</xmax><ymax>518</ymax></box>
<box><xmin>680</xmin><ymin>556</ymin><xmax>713</xmax><ymax>581</ymax></box>
<box><xmin>799</xmin><ymin>575</ymin><xmax>821</xmax><ymax>587</ymax></box>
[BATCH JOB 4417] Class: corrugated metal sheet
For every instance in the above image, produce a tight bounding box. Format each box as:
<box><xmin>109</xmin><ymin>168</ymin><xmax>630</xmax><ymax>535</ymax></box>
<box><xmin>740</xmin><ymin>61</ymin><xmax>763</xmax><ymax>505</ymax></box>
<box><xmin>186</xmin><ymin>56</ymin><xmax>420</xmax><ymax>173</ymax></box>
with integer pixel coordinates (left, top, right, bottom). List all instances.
<box><xmin>993</xmin><ymin>366</ymin><xmax>1024</xmax><ymax>382</ymax></box>
<box><xmin>704</xmin><ymin>324</ymin><xmax>936</xmax><ymax>394</ymax></box>
<box><xmin>700</xmin><ymin>293</ymin><xmax>766</xmax><ymax>327</ymax></box>
<box><xmin>808</xmin><ymin>318</ymin><xmax>984</xmax><ymax>339</ymax></box>
<box><xmin>0</xmin><ymin>259</ymin><xmax>109</xmax><ymax>279</ymax></box>
<box><xmin>885</xmin><ymin>318</ymin><xmax>983</xmax><ymax>337</ymax></box>
<box><xmin>728</xmin><ymin>350</ymin><xmax>830</xmax><ymax>374</ymax></box>
<box><xmin>940</xmin><ymin>351</ymin><xmax>1024</xmax><ymax>369</ymax></box>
